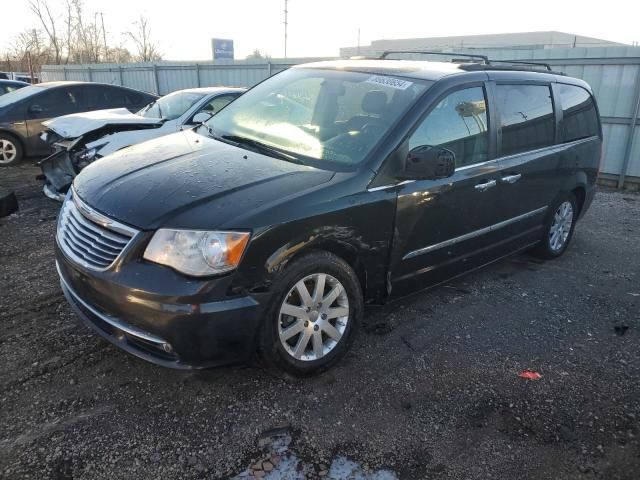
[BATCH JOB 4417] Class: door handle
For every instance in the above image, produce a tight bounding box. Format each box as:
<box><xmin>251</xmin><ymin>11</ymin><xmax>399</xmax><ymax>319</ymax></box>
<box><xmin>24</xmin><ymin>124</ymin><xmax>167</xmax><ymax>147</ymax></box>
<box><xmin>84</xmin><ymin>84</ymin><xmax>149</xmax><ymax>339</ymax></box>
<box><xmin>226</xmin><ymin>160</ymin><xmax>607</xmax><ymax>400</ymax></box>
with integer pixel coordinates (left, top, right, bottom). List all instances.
<box><xmin>475</xmin><ymin>179</ymin><xmax>497</xmax><ymax>192</ymax></box>
<box><xmin>501</xmin><ymin>173</ymin><xmax>522</xmax><ymax>184</ymax></box>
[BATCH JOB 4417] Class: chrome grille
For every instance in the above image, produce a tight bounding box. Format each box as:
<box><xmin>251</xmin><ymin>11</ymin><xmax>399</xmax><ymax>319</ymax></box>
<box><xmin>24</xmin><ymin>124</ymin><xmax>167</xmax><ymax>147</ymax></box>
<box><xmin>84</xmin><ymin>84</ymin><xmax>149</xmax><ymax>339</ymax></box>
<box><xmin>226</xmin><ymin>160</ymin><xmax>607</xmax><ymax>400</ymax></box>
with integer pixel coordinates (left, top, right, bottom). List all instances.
<box><xmin>57</xmin><ymin>191</ymin><xmax>138</xmax><ymax>271</ymax></box>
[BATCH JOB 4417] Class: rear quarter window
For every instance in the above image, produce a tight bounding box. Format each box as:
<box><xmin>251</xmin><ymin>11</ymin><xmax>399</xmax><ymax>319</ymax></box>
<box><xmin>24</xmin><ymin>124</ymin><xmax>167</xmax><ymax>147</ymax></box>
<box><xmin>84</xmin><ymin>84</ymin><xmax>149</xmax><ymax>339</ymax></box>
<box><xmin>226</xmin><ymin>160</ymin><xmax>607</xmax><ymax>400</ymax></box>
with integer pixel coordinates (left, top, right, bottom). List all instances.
<box><xmin>557</xmin><ymin>84</ymin><xmax>600</xmax><ymax>142</ymax></box>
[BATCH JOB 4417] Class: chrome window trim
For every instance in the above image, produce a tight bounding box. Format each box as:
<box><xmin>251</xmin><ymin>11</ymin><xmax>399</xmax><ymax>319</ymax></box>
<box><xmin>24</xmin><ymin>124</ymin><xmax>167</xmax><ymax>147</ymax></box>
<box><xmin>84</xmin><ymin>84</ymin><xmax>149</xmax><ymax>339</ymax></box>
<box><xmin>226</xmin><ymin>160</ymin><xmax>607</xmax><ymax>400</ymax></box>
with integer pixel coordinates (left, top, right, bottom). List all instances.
<box><xmin>454</xmin><ymin>158</ymin><xmax>499</xmax><ymax>172</ymax></box>
<box><xmin>367</xmin><ymin>180</ymin><xmax>415</xmax><ymax>192</ymax></box>
<box><xmin>370</xmin><ymin>136</ymin><xmax>598</xmax><ymax>187</ymax></box>
<box><xmin>402</xmin><ymin>206</ymin><xmax>548</xmax><ymax>260</ymax></box>
<box><xmin>493</xmin><ymin>136</ymin><xmax>597</xmax><ymax>165</ymax></box>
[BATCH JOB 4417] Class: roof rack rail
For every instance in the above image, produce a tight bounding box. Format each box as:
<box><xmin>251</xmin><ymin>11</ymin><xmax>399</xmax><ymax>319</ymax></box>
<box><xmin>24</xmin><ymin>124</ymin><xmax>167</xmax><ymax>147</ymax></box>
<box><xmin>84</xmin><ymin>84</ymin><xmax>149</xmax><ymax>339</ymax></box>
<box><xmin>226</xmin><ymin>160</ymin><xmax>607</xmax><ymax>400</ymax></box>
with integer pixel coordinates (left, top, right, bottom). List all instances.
<box><xmin>379</xmin><ymin>50</ymin><xmax>489</xmax><ymax>64</ymax></box>
<box><xmin>488</xmin><ymin>60</ymin><xmax>553</xmax><ymax>71</ymax></box>
<box><xmin>377</xmin><ymin>51</ymin><xmax>564</xmax><ymax>75</ymax></box>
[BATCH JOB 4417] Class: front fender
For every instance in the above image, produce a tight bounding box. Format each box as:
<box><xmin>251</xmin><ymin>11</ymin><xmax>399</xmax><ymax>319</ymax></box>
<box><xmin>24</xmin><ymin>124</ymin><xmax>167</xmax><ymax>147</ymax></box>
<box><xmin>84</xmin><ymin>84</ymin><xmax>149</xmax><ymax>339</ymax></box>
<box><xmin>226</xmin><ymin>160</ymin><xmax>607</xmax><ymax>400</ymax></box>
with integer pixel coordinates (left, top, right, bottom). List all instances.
<box><xmin>233</xmin><ymin>191</ymin><xmax>397</xmax><ymax>304</ymax></box>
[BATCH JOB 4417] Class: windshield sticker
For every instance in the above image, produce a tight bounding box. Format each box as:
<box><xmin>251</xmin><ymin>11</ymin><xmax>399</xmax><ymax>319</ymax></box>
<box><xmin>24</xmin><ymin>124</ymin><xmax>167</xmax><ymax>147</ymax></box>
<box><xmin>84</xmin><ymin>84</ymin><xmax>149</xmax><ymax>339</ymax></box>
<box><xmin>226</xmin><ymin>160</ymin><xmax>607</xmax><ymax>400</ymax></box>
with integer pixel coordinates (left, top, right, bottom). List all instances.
<box><xmin>365</xmin><ymin>75</ymin><xmax>413</xmax><ymax>90</ymax></box>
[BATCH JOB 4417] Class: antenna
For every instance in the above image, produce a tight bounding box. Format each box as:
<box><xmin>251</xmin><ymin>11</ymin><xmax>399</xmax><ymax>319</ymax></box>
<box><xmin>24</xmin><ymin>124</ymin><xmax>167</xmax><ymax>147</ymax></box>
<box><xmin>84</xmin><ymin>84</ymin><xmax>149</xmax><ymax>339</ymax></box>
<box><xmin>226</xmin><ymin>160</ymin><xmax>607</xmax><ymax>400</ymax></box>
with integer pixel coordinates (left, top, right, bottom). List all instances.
<box><xmin>284</xmin><ymin>0</ymin><xmax>288</xmax><ymax>58</ymax></box>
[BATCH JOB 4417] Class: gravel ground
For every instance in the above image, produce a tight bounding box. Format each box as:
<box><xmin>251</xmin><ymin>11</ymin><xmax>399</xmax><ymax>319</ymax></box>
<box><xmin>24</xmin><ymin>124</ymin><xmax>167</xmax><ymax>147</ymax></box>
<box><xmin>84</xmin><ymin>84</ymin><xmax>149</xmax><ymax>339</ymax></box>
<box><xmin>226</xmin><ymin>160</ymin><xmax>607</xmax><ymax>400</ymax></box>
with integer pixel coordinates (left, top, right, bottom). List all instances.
<box><xmin>1</xmin><ymin>164</ymin><xmax>639</xmax><ymax>480</ymax></box>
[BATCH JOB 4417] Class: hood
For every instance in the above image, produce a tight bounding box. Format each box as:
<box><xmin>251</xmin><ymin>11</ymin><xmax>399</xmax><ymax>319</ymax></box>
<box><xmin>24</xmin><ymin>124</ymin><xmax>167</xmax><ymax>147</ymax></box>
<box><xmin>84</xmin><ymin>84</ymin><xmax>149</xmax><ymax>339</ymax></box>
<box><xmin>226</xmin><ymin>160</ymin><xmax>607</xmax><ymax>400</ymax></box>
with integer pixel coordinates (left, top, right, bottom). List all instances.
<box><xmin>73</xmin><ymin>130</ymin><xmax>335</xmax><ymax>230</ymax></box>
<box><xmin>43</xmin><ymin>108</ymin><xmax>162</xmax><ymax>138</ymax></box>
<box><xmin>87</xmin><ymin>127</ymin><xmax>170</xmax><ymax>157</ymax></box>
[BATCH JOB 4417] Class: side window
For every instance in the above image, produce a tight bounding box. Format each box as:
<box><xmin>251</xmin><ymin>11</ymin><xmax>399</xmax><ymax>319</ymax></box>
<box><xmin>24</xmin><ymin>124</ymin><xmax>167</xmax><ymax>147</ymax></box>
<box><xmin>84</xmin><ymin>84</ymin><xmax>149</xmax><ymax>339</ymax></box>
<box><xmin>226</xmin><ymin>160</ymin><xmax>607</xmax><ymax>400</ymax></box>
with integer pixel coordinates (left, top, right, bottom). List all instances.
<box><xmin>88</xmin><ymin>86</ymin><xmax>128</xmax><ymax>109</ymax></box>
<box><xmin>199</xmin><ymin>94</ymin><xmax>237</xmax><ymax>115</ymax></box>
<box><xmin>495</xmin><ymin>84</ymin><xmax>554</xmax><ymax>156</ymax></box>
<box><xmin>67</xmin><ymin>86</ymin><xmax>86</xmax><ymax>112</ymax></box>
<box><xmin>409</xmin><ymin>87</ymin><xmax>489</xmax><ymax>168</ymax></box>
<box><xmin>32</xmin><ymin>87</ymin><xmax>83</xmax><ymax>115</ymax></box>
<box><xmin>557</xmin><ymin>84</ymin><xmax>599</xmax><ymax>142</ymax></box>
<box><xmin>123</xmin><ymin>90</ymin><xmax>144</xmax><ymax>108</ymax></box>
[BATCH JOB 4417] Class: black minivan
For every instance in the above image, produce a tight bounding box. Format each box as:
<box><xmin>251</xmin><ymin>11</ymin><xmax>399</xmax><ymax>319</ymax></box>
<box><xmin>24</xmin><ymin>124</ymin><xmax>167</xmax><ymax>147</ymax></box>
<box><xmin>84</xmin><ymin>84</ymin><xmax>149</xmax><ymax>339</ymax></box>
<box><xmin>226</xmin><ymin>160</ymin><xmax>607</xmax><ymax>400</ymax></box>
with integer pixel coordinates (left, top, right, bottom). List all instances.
<box><xmin>0</xmin><ymin>81</ymin><xmax>156</xmax><ymax>166</ymax></box>
<box><xmin>55</xmin><ymin>55</ymin><xmax>602</xmax><ymax>375</ymax></box>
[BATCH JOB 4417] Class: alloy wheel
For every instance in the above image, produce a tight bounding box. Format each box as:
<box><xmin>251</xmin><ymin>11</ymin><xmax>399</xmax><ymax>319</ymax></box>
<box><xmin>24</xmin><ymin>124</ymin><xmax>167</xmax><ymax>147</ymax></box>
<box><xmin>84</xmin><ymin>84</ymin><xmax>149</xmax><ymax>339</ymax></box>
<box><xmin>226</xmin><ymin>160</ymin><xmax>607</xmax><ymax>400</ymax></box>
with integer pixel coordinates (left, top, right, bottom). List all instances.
<box><xmin>278</xmin><ymin>273</ymin><xmax>349</xmax><ymax>362</ymax></box>
<box><xmin>0</xmin><ymin>139</ymin><xmax>17</xmax><ymax>165</ymax></box>
<box><xmin>549</xmin><ymin>201</ymin><xmax>574</xmax><ymax>252</ymax></box>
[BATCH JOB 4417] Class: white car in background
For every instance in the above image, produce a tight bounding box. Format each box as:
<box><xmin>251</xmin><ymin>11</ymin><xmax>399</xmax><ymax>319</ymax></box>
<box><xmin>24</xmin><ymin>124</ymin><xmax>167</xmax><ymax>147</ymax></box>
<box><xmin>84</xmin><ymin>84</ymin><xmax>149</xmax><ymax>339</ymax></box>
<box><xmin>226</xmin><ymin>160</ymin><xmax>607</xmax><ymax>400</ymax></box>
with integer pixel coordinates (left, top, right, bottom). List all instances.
<box><xmin>39</xmin><ymin>86</ymin><xmax>245</xmax><ymax>200</ymax></box>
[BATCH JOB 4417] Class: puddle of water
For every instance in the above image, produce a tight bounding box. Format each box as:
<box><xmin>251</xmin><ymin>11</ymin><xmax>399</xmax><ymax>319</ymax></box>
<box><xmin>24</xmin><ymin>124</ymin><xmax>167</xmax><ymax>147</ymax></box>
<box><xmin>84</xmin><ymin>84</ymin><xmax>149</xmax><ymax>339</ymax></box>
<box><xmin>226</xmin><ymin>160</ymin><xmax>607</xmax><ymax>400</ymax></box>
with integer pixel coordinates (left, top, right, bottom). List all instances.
<box><xmin>231</xmin><ymin>429</ymin><xmax>398</xmax><ymax>480</ymax></box>
<box><xmin>231</xmin><ymin>453</ymin><xmax>398</xmax><ymax>480</ymax></box>
<box><xmin>326</xmin><ymin>456</ymin><xmax>398</xmax><ymax>480</ymax></box>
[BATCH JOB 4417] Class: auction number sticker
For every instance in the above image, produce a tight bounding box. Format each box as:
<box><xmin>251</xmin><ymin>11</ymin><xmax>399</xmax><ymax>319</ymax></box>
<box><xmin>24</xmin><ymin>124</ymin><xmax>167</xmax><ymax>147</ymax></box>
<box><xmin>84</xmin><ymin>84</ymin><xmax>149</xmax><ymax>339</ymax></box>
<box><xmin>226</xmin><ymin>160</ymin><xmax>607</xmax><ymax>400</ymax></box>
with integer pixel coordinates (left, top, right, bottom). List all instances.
<box><xmin>365</xmin><ymin>75</ymin><xmax>413</xmax><ymax>90</ymax></box>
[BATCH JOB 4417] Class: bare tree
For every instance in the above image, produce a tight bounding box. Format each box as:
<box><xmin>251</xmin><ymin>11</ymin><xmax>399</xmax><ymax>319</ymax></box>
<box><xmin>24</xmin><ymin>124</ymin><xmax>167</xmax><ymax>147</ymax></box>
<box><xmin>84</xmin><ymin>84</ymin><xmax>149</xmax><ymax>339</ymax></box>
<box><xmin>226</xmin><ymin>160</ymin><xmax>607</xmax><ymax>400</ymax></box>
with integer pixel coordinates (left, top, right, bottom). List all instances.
<box><xmin>64</xmin><ymin>0</ymin><xmax>73</xmax><ymax>63</ymax></box>
<box><xmin>1</xmin><ymin>0</ymin><xmax>154</xmax><ymax>69</ymax></box>
<box><xmin>9</xmin><ymin>28</ymin><xmax>53</xmax><ymax>72</ymax></box>
<box><xmin>246</xmin><ymin>49</ymin><xmax>264</xmax><ymax>60</ymax></box>
<box><xmin>70</xmin><ymin>0</ymin><xmax>102</xmax><ymax>63</ymax></box>
<box><xmin>126</xmin><ymin>17</ymin><xmax>161</xmax><ymax>62</ymax></box>
<box><xmin>28</xmin><ymin>0</ymin><xmax>62</xmax><ymax>64</ymax></box>
<box><xmin>107</xmin><ymin>46</ymin><xmax>132</xmax><ymax>63</ymax></box>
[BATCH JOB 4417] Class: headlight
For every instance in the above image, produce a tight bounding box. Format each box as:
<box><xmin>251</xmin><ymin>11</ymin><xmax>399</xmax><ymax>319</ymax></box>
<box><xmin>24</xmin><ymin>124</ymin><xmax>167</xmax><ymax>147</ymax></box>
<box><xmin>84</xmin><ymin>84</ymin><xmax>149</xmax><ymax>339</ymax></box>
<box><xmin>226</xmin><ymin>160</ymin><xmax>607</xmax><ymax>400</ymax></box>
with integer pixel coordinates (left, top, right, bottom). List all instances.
<box><xmin>143</xmin><ymin>229</ymin><xmax>250</xmax><ymax>276</ymax></box>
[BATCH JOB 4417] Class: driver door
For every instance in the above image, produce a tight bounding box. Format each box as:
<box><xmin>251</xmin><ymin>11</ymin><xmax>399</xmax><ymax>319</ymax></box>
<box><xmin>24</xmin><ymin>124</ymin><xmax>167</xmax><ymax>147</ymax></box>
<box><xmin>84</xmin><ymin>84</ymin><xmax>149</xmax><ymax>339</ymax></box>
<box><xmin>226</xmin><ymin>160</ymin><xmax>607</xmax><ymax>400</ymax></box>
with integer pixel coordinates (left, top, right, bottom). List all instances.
<box><xmin>388</xmin><ymin>85</ymin><xmax>508</xmax><ymax>296</ymax></box>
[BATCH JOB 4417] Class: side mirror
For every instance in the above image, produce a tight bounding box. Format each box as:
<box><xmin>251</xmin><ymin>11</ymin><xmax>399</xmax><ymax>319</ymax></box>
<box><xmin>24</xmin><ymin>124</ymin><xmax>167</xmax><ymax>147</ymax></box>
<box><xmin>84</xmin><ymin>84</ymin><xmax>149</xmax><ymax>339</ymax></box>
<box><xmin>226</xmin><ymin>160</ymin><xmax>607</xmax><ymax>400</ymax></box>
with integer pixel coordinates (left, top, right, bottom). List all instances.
<box><xmin>29</xmin><ymin>104</ymin><xmax>44</xmax><ymax>114</ymax></box>
<box><xmin>401</xmin><ymin>145</ymin><xmax>456</xmax><ymax>180</ymax></box>
<box><xmin>192</xmin><ymin>112</ymin><xmax>213</xmax><ymax>124</ymax></box>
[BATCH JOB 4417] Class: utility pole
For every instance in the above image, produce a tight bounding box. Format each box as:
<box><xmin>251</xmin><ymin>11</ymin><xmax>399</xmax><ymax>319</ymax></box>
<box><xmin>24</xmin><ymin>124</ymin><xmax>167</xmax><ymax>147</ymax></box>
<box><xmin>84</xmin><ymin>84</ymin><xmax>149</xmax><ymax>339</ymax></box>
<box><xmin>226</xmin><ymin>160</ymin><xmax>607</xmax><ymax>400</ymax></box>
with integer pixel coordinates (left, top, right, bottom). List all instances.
<box><xmin>100</xmin><ymin>12</ymin><xmax>108</xmax><ymax>62</ymax></box>
<box><xmin>357</xmin><ymin>28</ymin><xmax>361</xmax><ymax>55</ymax></box>
<box><xmin>27</xmin><ymin>51</ymin><xmax>35</xmax><ymax>84</ymax></box>
<box><xmin>284</xmin><ymin>0</ymin><xmax>288</xmax><ymax>58</ymax></box>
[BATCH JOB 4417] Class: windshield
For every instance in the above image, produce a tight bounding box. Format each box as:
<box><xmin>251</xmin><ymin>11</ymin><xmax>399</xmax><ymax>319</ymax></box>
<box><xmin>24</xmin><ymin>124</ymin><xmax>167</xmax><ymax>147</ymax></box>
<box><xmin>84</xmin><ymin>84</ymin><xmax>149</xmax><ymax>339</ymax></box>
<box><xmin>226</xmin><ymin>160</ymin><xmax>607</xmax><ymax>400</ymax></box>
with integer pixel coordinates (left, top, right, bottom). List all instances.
<box><xmin>205</xmin><ymin>68</ymin><xmax>431</xmax><ymax>170</ymax></box>
<box><xmin>138</xmin><ymin>91</ymin><xmax>206</xmax><ymax>120</ymax></box>
<box><xmin>0</xmin><ymin>84</ymin><xmax>44</xmax><ymax>108</ymax></box>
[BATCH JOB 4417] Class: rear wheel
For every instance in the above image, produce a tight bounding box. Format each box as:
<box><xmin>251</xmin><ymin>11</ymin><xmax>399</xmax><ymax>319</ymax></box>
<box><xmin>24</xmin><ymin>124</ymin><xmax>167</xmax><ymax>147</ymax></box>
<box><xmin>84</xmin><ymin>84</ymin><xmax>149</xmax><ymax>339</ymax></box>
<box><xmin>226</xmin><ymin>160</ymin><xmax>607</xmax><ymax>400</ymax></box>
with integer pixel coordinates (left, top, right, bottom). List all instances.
<box><xmin>259</xmin><ymin>251</ymin><xmax>362</xmax><ymax>376</ymax></box>
<box><xmin>0</xmin><ymin>133</ymin><xmax>23</xmax><ymax>166</ymax></box>
<box><xmin>533</xmin><ymin>193</ymin><xmax>578</xmax><ymax>259</ymax></box>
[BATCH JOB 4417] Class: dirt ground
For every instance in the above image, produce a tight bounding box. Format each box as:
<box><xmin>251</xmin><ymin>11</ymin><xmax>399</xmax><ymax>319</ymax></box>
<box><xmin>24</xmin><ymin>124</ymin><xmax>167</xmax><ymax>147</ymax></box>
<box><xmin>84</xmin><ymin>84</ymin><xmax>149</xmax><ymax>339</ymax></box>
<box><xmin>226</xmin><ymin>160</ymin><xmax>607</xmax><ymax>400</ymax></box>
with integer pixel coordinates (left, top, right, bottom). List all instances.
<box><xmin>1</xmin><ymin>164</ymin><xmax>639</xmax><ymax>480</ymax></box>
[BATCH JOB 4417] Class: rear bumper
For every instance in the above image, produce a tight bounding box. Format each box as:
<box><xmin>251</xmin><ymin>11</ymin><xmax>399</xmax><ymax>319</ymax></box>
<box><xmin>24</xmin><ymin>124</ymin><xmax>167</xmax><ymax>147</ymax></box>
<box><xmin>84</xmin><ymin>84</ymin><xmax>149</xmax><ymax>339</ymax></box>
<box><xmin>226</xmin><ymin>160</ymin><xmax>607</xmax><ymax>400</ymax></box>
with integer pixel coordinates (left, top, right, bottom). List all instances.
<box><xmin>56</xmin><ymin>242</ymin><xmax>263</xmax><ymax>369</ymax></box>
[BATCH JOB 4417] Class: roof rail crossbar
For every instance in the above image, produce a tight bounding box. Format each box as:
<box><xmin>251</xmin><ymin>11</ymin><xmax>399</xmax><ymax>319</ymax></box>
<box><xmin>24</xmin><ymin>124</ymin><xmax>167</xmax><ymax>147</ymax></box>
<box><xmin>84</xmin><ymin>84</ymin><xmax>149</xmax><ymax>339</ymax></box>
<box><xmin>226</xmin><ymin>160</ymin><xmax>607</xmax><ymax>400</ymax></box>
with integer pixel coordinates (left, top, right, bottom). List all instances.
<box><xmin>489</xmin><ymin>60</ymin><xmax>553</xmax><ymax>71</ymax></box>
<box><xmin>379</xmin><ymin>50</ymin><xmax>489</xmax><ymax>64</ymax></box>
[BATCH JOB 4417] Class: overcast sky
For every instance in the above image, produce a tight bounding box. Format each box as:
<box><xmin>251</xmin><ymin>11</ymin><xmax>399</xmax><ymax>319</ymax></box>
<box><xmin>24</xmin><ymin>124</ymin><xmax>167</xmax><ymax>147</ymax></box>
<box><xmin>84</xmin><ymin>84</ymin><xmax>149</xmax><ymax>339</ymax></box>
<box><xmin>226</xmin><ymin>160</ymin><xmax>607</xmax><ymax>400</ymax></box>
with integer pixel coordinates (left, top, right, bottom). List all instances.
<box><xmin>3</xmin><ymin>0</ymin><xmax>639</xmax><ymax>60</ymax></box>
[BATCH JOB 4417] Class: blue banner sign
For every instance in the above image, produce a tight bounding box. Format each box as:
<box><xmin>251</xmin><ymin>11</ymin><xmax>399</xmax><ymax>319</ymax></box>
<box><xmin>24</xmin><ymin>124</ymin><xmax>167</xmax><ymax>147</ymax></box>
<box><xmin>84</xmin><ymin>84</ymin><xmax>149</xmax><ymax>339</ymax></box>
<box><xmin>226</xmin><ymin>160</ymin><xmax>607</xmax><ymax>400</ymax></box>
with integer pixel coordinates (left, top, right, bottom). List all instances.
<box><xmin>212</xmin><ymin>39</ymin><xmax>234</xmax><ymax>60</ymax></box>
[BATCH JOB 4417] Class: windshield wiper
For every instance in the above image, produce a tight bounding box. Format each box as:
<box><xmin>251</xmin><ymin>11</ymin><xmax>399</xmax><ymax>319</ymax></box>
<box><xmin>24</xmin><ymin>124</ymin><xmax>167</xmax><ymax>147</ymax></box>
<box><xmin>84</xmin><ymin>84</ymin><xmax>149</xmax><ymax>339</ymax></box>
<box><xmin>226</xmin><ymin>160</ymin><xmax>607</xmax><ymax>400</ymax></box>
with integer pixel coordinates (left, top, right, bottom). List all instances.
<box><xmin>220</xmin><ymin>134</ymin><xmax>304</xmax><ymax>164</ymax></box>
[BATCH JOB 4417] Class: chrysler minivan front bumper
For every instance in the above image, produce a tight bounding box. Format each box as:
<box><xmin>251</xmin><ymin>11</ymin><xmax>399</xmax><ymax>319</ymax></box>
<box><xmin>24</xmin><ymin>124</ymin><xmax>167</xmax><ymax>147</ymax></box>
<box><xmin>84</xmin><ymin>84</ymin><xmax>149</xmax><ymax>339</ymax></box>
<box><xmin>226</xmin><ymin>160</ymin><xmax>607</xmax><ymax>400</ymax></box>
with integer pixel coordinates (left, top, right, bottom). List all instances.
<box><xmin>55</xmin><ymin>244</ymin><xmax>263</xmax><ymax>369</ymax></box>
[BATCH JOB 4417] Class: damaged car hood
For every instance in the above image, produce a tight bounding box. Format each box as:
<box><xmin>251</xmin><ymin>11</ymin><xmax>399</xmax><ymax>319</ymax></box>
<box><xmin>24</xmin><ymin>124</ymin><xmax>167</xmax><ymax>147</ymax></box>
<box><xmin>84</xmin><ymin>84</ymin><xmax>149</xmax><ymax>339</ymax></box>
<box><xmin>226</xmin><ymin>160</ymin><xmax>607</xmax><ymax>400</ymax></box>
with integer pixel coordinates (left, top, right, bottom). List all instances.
<box><xmin>43</xmin><ymin>108</ymin><xmax>162</xmax><ymax>138</ymax></box>
<box><xmin>73</xmin><ymin>130</ymin><xmax>335</xmax><ymax>230</ymax></box>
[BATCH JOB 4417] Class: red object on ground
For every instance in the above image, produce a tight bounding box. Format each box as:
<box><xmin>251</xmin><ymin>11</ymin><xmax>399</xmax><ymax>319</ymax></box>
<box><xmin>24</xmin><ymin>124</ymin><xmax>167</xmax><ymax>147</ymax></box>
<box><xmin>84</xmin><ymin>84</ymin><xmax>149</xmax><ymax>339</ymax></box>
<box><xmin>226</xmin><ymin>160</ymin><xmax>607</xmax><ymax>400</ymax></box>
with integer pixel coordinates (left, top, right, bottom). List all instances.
<box><xmin>519</xmin><ymin>370</ymin><xmax>542</xmax><ymax>380</ymax></box>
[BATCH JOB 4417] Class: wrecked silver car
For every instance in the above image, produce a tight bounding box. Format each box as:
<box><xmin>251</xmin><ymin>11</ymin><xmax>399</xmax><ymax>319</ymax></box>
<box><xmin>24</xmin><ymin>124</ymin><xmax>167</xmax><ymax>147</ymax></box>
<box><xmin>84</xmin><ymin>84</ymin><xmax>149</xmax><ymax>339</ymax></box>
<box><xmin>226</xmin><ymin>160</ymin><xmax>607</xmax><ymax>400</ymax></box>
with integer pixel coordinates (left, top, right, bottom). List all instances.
<box><xmin>39</xmin><ymin>87</ymin><xmax>244</xmax><ymax>200</ymax></box>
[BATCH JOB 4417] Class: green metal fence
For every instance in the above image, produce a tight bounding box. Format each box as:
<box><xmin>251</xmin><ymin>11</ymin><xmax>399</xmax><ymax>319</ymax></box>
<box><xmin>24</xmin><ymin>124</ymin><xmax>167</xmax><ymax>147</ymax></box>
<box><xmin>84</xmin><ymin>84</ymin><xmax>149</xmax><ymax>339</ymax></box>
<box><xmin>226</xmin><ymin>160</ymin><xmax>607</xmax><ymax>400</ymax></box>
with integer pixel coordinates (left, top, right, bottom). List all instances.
<box><xmin>41</xmin><ymin>47</ymin><xmax>640</xmax><ymax>189</ymax></box>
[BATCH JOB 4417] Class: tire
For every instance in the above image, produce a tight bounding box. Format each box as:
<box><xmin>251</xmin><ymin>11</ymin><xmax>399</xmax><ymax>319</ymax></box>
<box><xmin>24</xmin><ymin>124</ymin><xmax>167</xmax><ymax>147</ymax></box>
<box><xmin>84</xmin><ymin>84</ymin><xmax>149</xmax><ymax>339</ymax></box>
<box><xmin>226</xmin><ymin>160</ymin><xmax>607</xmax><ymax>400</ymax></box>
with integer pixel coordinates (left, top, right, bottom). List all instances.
<box><xmin>0</xmin><ymin>133</ymin><xmax>23</xmax><ymax>167</ymax></box>
<box><xmin>533</xmin><ymin>193</ymin><xmax>578</xmax><ymax>259</ymax></box>
<box><xmin>258</xmin><ymin>251</ymin><xmax>363</xmax><ymax>376</ymax></box>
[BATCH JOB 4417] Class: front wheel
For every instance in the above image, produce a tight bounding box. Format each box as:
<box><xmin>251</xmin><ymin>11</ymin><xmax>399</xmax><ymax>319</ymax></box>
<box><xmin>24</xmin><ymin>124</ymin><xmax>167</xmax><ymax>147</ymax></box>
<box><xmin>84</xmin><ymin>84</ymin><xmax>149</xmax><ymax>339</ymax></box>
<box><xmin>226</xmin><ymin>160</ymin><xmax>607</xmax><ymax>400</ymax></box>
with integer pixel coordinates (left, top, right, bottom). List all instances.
<box><xmin>0</xmin><ymin>134</ymin><xmax>23</xmax><ymax>167</ymax></box>
<box><xmin>259</xmin><ymin>251</ymin><xmax>363</xmax><ymax>376</ymax></box>
<box><xmin>533</xmin><ymin>194</ymin><xmax>578</xmax><ymax>259</ymax></box>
